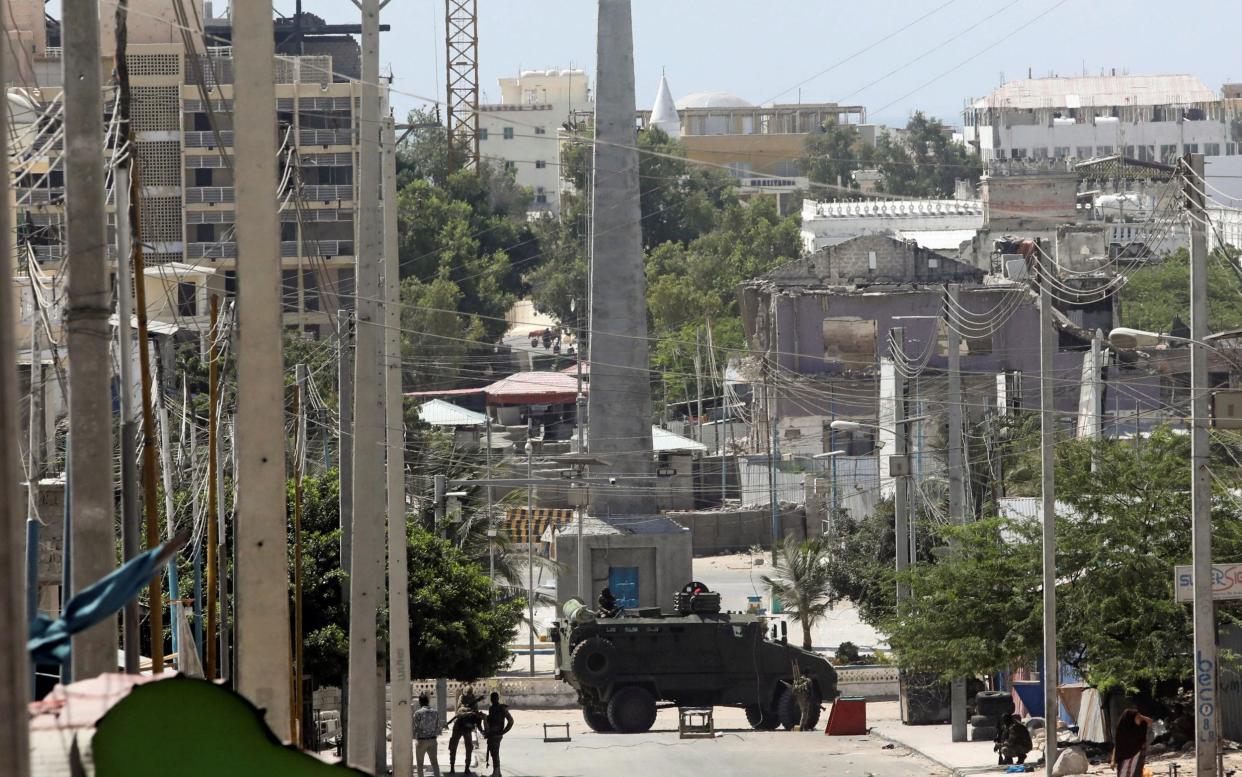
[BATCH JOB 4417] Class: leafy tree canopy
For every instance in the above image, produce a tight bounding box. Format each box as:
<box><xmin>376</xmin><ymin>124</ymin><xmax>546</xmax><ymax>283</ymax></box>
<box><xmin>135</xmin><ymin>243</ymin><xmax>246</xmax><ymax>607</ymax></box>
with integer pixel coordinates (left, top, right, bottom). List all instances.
<box><xmin>1119</xmin><ymin>248</ymin><xmax>1242</xmax><ymax>334</ymax></box>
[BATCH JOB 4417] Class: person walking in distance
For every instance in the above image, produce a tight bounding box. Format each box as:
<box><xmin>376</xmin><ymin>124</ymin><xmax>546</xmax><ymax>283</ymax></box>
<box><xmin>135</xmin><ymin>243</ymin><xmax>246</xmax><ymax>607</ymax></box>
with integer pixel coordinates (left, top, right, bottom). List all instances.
<box><xmin>483</xmin><ymin>691</ymin><xmax>514</xmax><ymax>777</ymax></box>
<box><xmin>414</xmin><ymin>693</ymin><xmax>442</xmax><ymax>777</ymax></box>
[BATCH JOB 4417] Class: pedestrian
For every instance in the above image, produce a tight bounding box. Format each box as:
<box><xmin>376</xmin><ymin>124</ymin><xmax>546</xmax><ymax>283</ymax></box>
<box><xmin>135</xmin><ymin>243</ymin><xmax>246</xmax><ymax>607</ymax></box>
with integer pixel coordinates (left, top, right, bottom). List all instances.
<box><xmin>1111</xmin><ymin>708</ymin><xmax>1153</xmax><ymax>777</ymax></box>
<box><xmin>483</xmin><ymin>691</ymin><xmax>514</xmax><ymax>777</ymax></box>
<box><xmin>448</xmin><ymin>685</ymin><xmax>484</xmax><ymax>775</ymax></box>
<box><xmin>414</xmin><ymin>693</ymin><xmax>442</xmax><ymax>777</ymax></box>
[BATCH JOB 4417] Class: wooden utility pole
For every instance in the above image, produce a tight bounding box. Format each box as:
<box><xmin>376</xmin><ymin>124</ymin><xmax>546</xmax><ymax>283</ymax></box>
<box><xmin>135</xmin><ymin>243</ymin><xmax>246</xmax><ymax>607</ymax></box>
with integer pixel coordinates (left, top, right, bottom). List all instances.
<box><xmin>206</xmin><ymin>296</ymin><xmax>219</xmax><ymax>679</ymax></box>
<box><xmin>383</xmin><ymin>115</ymin><xmax>413</xmax><ymax>777</ymax></box>
<box><xmin>64</xmin><ymin>0</ymin><xmax>117</xmax><ymax>680</ymax></box>
<box><xmin>347</xmin><ymin>0</ymin><xmax>385</xmax><ymax>768</ymax></box>
<box><xmin>233</xmin><ymin>1</ymin><xmax>291</xmax><ymax>739</ymax></box>
<box><xmin>0</xmin><ymin>19</ymin><xmax>31</xmax><ymax>773</ymax></box>
<box><xmin>131</xmin><ymin>165</ymin><xmax>165</xmax><ymax>674</ymax></box>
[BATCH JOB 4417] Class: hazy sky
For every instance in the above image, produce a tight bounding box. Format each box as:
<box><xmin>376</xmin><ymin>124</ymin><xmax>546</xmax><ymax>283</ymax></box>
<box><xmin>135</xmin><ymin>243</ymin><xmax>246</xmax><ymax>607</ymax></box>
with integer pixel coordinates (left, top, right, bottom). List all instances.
<box><xmin>56</xmin><ymin>1</ymin><xmax>1238</xmax><ymax>127</ymax></box>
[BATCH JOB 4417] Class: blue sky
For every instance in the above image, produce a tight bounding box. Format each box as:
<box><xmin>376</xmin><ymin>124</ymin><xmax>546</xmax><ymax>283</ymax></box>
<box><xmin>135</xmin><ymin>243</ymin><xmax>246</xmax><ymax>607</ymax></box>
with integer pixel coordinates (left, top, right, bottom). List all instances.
<box><xmin>58</xmin><ymin>0</ymin><xmax>1238</xmax><ymax>128</ymax></box>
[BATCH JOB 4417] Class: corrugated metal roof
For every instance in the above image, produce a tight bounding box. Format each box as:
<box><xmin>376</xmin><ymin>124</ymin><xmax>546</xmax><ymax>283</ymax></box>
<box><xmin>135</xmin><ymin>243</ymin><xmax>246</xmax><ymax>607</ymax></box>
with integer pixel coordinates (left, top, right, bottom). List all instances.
<box><xmin>416</xmin><ymin>399</ymin><xmax>487</xmax><ymax>427</ymax></box>
<box><xmin>972</xmin><ymin>75</ymin><xmax>1217</xmax><ymax>110</ymax></box>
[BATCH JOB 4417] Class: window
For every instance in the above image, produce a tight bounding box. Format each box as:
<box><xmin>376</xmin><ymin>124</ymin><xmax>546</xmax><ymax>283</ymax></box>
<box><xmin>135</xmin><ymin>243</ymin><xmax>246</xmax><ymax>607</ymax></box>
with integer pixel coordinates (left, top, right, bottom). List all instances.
<box><xmin>194</xmin><ymin>223</ymin><xmax>214</xmax><ymax>242</ymax></box>
<box><xmin>1185</xmin><ymin>144</ymin><xmax>1199</xmax><ymax>154</ymax></box>
<box><xmin>1228</xmin><ymin>143</ymin><xmax>1238</xmax><ymax>156</ymax></box>
<box><xmin>177</xmin><ymin>282</ymin><xmax>197</xmax><ymax>318</ymax></box>
<box><xmin>194</xmin><ymin>168</ymin><xmax>213</xmax><ymax>187</ymax></box>
<box><xmin>503</xmin><ymin>126</ymin><xmax>514</xmax><ymax>140</ymax></box>
<box><xmin>535</xmin><ymin>192</ymin><xmax>548</xmax><ymax>204</ymax></box>
<box><xmin>535</xmin><ymin>159</ymin><xmax>547</xmax><ymax>169</ymax></box>
<box><xmin>1205</xmin><ymin>143</ymin><xmax>1221</xmax><ymax>156</ymax></box>
<box><xmin>1096</xmin><ymin>145</ymin><xmax>1113</xmax><ymax>156</ymax></box>
<box><xmin>1160</xmin><ymin>144</ymin><xmax>1179</xmax><ymax>163</ymax></box>
<box><xmin>479</xmin><ymin>128</ymin><xmax>488</xmax><ymax>141</ymax></box>
<box><xmin>867</xmin><ymin>251</ymin><xmax>877</xmax><ymax>271</ymax></box>
<box><xmin>928</xmin><ymin>257</ymin><xmax>940</xmax><ymax>269</ymax></box>
<box><xmin>534</xmin><ymin>126</ymin><xmax>547</xmax><ymax>135</ymax></box>
<box><xmin>1076</xmin><ymin>146</ymin><xmax>1093</xmax><ymax>159</ymax></box>
<box><xmin>1054</xmin><ymin>147</ymin><xmax>1071</xmax><ymax>159</ymax></box>
<box><xmin>1138</xmin><ymin>145</ymin><xmax>1156</xmax><ymax>162</ymax></box>
<box><xmin>1011</xmin><ymin>148</ymin><xmax>1027</xmax><ymax>159</ymax></box>
<box><xmin>1031</xmin><ymin>147</ymin><xmax>1048</xmax><ymax>160</ymax></box>
<box><xmin>1123</xmin><ymin>146</ymin><xmax>1135</xmax><ymax>159</ymax></box>
<box><xmin>504</xmin><ymin>160</ymin><xmax>516</xmax><ymax>171</ymax></box>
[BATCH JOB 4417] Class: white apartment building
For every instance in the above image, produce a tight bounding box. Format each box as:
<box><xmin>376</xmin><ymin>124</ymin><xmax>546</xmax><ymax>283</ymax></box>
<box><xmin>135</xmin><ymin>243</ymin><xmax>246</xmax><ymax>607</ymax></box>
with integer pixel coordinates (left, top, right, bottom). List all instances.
<box><xmin>963</xmin><ymin>74</ymin><xmax>1242</xmax><ymax>164</ymax></box>
<box><xmin>479</xmin><ymin>69</ymin><xmax>592</xmax><ymax>215</ymax></box>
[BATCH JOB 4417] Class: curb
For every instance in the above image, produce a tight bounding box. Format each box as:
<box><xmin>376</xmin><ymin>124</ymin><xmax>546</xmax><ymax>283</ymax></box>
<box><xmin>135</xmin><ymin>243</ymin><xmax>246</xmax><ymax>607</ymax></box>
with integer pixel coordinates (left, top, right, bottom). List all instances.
<box><xmin>868</xmin><ymin>728</ymin><xmax>1001</xmax><ymax>777</ymax></box>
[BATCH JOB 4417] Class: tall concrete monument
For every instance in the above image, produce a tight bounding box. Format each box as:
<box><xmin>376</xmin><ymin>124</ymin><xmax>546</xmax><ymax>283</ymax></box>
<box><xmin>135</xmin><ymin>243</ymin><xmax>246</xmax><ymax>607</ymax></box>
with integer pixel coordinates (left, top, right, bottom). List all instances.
<box><xmin>588</xmin><ymin>0</ymin><xmax>655</xmax><ymax>515</ymax></box>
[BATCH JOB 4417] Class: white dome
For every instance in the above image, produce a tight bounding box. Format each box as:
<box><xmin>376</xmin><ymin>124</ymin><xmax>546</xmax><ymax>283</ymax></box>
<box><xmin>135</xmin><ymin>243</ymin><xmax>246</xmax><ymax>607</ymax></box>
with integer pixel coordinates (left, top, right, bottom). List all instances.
<box><xmin>675</xmin><ymin>91</ymin><xmax>753</xmax><ymax>110</ymax></box>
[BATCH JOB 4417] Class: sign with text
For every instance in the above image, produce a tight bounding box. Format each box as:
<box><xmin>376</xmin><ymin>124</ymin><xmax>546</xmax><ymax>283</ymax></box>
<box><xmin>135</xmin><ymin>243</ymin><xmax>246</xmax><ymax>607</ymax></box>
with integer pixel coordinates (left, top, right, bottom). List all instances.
<box><xmin>1174</xmin><ymin>564</ymin><xmax>1242</xmax><ymax>602</ymax></box>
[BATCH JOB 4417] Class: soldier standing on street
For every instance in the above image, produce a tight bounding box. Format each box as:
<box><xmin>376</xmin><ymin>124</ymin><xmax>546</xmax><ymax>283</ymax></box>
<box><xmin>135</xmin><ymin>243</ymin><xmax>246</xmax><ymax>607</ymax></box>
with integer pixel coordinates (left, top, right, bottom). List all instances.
<box><xmin>483</xmin><ymin>691</ymin><xmax>515</xmax><ymax>777</ymax></box>
<box><xmin>448</xmin><ymin>685</ymin><xmax>484</xmax><ymax>775</ymax></box>
<box><xmin>789</xmin><ymin>663</ymin><xmax>813</xmax><ymax>731</ymax></box>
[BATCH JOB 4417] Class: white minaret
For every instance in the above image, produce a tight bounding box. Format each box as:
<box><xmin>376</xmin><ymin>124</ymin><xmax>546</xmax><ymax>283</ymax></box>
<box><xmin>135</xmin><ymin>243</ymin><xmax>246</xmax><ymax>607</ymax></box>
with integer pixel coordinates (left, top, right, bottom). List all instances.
<box><xmin>650</xmin><ymin>71</ymin><xmax>681</xmax><ymax>138</ymax></box>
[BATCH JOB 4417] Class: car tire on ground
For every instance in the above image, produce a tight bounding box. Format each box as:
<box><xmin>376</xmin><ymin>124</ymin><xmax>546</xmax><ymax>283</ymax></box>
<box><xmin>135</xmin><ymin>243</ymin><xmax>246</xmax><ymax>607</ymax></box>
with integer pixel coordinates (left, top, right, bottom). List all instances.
<box><xmin>570</xmin><ymin>637</ymin><xmax>618</xmax><ymax>686</ymax></box>
<box><xmin>970</xmin><ymin>714</ymin><xmax>996</xmax><ymax>728</ymax></box>
<box><xmin>607</xmin><ymin>686</ymin><xmax>658</xmax><ymax>734</ymax></box>
<box><xmin>776</xmin><ymin>686</ymin><xmax>823</xmax><ymax>731</ymax></box>
<box><xmin>971</xmin><ymin>726</ymin><xmax>998</xmax><ymax>742</ymax></box>
<box><xmin>975</xmin><ymin>690</ymin><xmax>1013</xmax><ymax>718</ymax></box>
<box><xmin>745</xmin><ymin>704</ymin><xmax>780</xmax><ymax>731</ymax></box>
<box><xmin>582</xmin><ymin>706</ymin><xmax>613</xmax><ymax>733</ymax></box>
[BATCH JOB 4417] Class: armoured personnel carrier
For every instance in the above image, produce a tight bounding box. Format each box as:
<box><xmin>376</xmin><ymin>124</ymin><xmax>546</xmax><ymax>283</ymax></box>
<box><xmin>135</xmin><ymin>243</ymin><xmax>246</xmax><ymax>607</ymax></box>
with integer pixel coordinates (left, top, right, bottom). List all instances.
<box><xmin>551</xmin><ymin>586</ymin><xmax>838</xmax><ymax>733</ymax></box>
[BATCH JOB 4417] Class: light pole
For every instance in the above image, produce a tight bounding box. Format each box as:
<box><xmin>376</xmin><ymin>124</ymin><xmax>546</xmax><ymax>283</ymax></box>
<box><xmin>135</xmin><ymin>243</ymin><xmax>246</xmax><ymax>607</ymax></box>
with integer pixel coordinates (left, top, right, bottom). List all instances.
<box><xmin>812</xmin><ymin>451</ymin><xmax>843</xmax><ymax>537</ymax></box>
<box><xmin>525</xmin><ymin>438</ymin><xmax>535</xmax><ymax>676</ymax></box>
<box><xmin>831</xmin><ymin>417</ymin><xmax>928</xmax><ymax>610</ymax></box>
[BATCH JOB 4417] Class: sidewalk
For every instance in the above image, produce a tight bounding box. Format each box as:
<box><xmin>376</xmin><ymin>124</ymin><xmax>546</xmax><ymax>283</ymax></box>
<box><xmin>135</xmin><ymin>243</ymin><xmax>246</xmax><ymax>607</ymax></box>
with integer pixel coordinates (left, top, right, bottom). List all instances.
<box><xmin>867</xmin><ymin>701</ymin><xmax>1010</xmax><ymax>776</ymax></box>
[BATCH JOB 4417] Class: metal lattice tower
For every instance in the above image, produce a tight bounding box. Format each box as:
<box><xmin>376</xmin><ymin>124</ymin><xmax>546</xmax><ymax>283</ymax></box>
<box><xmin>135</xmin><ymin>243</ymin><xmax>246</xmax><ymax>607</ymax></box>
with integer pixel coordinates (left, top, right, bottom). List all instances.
<box><xmin>445</xmin><ymin>0</ymin><xmax>479</xmax><ymax>170</ymax></box>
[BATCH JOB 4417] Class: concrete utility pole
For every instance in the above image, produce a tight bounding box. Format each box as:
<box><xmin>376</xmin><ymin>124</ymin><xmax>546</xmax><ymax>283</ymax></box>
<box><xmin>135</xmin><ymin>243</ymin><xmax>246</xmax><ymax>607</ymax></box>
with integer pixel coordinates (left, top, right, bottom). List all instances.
<box><xmin>115</xmin><ymin>161</ymin><xmax>141</xmax><ymax>675</ymax></box>
<box><xmin>575</xmin><ymin>299</ymin><xmax>587</xmax><ymax>598</ymax></box>
<box><xmin>1186</xmin><ymin>153</ymin><xmax>1217</xmax><ymax>777</ymax></box>
<box><xmin>0</xmin><ymin>30</ymin><xmax>30</xmax><ymax>776</ymax></box>
<box><xmin>946</xmin><ymin>285</ymin><xmax>968</xmax><ymax>743</ymax></box>
<box><xmin>890</xmin><ymin>327</ymin><xmax>910</xmax><ymax>611</ymax></box>
<box><xmin>433</xmin><ymin>474</ymin><xmax>449</xmax><ymax>726</ymax></box>
<box><xmin>233</xmin><ymin>1</ymin><xmax>291</xmax><ymax>740</ymax></box>
<box><xmin>1037</xmin><ymin>244</ymin><xmax>1058</xmax><ymax>776</ymax></box>
<box><xmin>383</xmin><ymin>115</ymin><xmax>413</xmax><ymax>777</ymax></box>
<box><xmin>588</xmin><ymin>0</ymin><xmax>654</xmax><ymax>515</ymax></box>
<box><xmin>347</xmin><ymin>0</ymin><xmax>385</xmax><ymax>768</ymax></box>
<box><xmin>64</xmin><ymin>0</ymin><xmax>117</xmax><ymax>681</ymax></box>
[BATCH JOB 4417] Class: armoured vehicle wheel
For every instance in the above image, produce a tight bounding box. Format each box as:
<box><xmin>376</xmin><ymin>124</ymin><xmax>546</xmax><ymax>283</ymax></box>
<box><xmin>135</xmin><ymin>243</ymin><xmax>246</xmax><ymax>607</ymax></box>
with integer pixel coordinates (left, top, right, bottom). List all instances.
<box><xmin>570</xmin><ymin>637</ymin><xmax>618</xmax><ymax>685</ymax></box>
<box><xmin>745</xmin><ymin>704</ymin><xmax>780</xmax><ymax>731</ymax></box>
<box><xmin>607</xmin><ymin>686</ymin><xmax>657</xmax><ymax>734</ymax></box>
<box><xmin>583</xmin><ymin>706</ymin><xmax>613</xmax><ymax>732</ymax></box>
<box><xmin>776</xmin><ymin>686</ymin><xmax>822</xmax><ymax>731</ymax></box>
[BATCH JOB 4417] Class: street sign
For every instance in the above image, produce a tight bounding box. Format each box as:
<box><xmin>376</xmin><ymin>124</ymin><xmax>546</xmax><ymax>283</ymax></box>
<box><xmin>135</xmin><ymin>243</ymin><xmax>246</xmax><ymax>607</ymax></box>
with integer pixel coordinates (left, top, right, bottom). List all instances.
<box><xmin>1174</xmin><ymin>563</ymin><xmax>1242</xmax><ymax>602</ymax></box>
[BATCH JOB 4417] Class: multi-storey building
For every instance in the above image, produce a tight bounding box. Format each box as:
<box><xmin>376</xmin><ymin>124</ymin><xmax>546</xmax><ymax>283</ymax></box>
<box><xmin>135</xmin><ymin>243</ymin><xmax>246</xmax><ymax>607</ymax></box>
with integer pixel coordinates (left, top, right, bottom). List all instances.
<box><xmin>10</xmin><ymin>2</ymin><xmax>376</xmax><ymax>338</ymax></box>
<box><xmin>479</xmin><ymin>69</ymin><xmax>592</xmax><ymax>215</ymax></box>
<box><xmin>963</xmin><ymin>73</ymin><xmax>1242</xmax><ymax>164</ymax></box>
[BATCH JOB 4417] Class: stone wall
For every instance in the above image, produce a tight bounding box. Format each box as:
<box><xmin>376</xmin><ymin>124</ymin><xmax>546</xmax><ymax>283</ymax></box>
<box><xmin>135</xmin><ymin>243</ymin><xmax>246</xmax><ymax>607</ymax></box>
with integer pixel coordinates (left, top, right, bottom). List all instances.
<box><xmin>666</xmin><ymin>506</ymin><xmax>808</xmax><ymax>555</ymax></box>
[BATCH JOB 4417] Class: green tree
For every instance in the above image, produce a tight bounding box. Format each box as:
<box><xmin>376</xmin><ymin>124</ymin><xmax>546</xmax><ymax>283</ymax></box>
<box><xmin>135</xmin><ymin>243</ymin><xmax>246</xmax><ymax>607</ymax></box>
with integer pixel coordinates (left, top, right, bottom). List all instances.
<box><xmin>289</xmin><ymin>472</ymin><xmax>349</xmax><ymax>688</ymax></box>
<box><xmin>1120</xmin><ymin>248</ymin><xmax>1242</xmax><ymax>334</ymax></box>
<box><xmin>802</xmin><ymin>122</ymin><xmax>874</xmax><ymax>190</ymax></box>
<box><xmin>762</xmin><ymin>536</ymin><xmax>836</xmax><ymax>650</ymax></box>
<box><xmin>873</xmin><ymin>113</ymin><xmax>981</xmax><ymax>198</ymax></box>
<box><xmin>406</xmin><ymin>527</ymin><xmax>525</xmax><ymax>680</ymax></box>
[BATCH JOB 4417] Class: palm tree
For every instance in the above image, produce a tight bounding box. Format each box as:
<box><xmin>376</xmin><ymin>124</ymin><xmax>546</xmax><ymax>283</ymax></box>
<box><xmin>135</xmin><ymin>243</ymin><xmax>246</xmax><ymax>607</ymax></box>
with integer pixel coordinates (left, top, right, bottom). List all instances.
<box><xmin>761</xmin><ymin>536</ymin><xmax>835</xmax><ymax>651</ymax></box>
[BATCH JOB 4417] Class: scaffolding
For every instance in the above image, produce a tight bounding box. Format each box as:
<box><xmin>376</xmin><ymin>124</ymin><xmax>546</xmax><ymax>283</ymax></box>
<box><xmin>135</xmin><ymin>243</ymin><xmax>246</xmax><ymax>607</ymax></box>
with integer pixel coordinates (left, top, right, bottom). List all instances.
<box><xmin>445</xmin><ymin>0</ymin><xmax>479</xmax><ymax>170</ymax></box>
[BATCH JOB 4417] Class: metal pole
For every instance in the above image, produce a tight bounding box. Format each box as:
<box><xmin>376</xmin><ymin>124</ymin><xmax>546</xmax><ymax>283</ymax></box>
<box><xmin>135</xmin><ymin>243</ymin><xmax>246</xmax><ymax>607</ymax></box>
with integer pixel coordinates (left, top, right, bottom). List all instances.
<box><xmin>891</xmin><ymin>327</ymin><xmax>910</xmax><ymax>611</ymax></box>
<box><xmin>527</xmin><ymin>441</ymin><xmax>536</xmax><ymax>675</ymax></box>
<box><xmin>347</xmin><ymin>0</ymin><xmax>385</xmax><ymax>767</ymax></box>
<box><xmin>947</xmin><ymin>285</ymin><xmax>968</xmax><ymax>743</ymax></box>
<box><xmin>486</xmin><ymin>417</ymin><xmax>495</xmax><ymax>584</ymax></box>
<box><xmin>336</xmin><ymin>308</ymin><xmax>353</xmax><ymax>762</ymax></box>
<box><xmin>1038</xmin><ymin>244</ymin><xmax>1059</xmax><ymax>776</ymax></box>
<box><xmin>0</xmin><ymin>21</ymin><xmax>30</xmax><ymax>770</ymax></box>
<box><xmin>114</xmin><ymin>161</ymin><xmax>141</xmax><ymax>675</ymax></box>
<box><xmin>220</xmin><ymin>416</ymin><xmax>232</xmax><ymax>684</ymax></box>
<box><xmin>293</xmin><ymin>365</ymin><xmax>307</xmax><ymax>745</ymax></box>
<box><xmin>695</xmin><ymin>327</ymin><xmax>705</xmax><ymax>444</ymax></box>
<box><xmin>1187</xmin><ymin>153</ymin><xmax>1218</xmax><ymax>777</ymax></box>
<box><xmin>207</xmin><ymin>297</ymin><xmax>219</xmax><ymax>680</ymax></box>
<box><xmin>64</xmin><ymin>0</ymin><xmax>118</xmax><ymax>681</ymax></box>
<box><xmin>156</xmin><ymin>360</ymin><xmax>179</xmax><ymax>669</ymax></box>
<box><xmin>233</xmin><ymin>1</ymin><xmax>292</xmax><ymax>739</ymax></box>
<box><xmin>383</xmin><ymin>115</ymin><xmax>413</xmax><ymax>777</ymax></box>
<box><xmin>433</xmin><ymin>474</ymin><xmax>448</xmax><ymax>728</ymax></box>
<box><xmin>576</xmin><ymin>311</ymin><xmax>587</xmax><ymax>599</ymax></box>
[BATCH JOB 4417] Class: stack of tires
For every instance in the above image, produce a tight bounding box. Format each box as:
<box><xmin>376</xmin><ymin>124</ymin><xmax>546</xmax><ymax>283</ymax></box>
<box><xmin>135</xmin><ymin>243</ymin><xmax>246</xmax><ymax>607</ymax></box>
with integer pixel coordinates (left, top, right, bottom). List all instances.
<box><xmin>971</xmin><ymin>690</ymin><xmax>1015</xmax><ymax>742</ymax></box>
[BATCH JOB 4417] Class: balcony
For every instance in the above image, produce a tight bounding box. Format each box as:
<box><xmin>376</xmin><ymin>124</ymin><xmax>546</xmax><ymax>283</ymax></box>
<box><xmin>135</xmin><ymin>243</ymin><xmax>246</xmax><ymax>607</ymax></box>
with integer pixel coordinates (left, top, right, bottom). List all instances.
<box><xmin>186</xmin><ymin>242</ymin><xmax>237</xmax><ymax>260</ymax></box>
<box><xmin>281</xmin><ymin>240</ymin><xmax>354</xmax><ymax>258</ymax></box>
<box><xmin>185</xmin><ymin>130</ymin><xmax>235</xmax><ymax>149</ymax></box>
<box><xmin>298</xmin><ymin>128</ymin><xmax>353</xmax><ymax>147</ymax></box>
<box><xmin>298</xmin><ymin>185</ymin><xmax>353</xmax><ymax>202</ymax></box>
<box><xmin>186</xmin><ymin>187</ymin><xmax>235</xmax><ymax>204</ymax></box>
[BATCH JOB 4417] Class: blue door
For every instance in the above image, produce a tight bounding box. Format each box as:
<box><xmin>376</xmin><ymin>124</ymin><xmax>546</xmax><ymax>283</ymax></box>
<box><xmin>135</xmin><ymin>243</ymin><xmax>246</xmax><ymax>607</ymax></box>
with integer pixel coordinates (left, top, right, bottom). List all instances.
<box><xmin>608</xmin><ymin>567</ymin><xmax>640</xmax><ymax>610</ymax></box>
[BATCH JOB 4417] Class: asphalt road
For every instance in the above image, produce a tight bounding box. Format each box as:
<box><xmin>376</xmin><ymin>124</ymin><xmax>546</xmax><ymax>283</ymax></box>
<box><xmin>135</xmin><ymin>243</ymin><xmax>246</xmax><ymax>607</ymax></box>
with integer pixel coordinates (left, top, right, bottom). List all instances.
<box><xmin>489</xmin><ymin>707</ymin><xmax>946</xmax><ymax>777</ymax></box>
